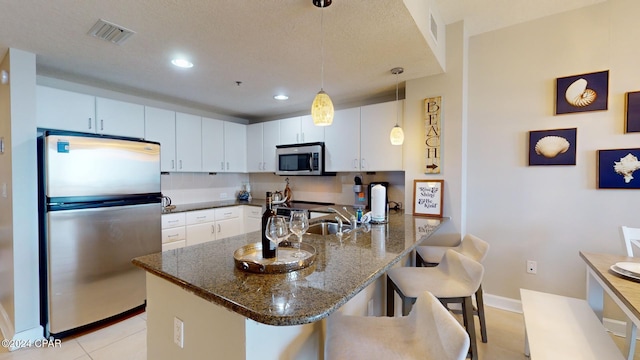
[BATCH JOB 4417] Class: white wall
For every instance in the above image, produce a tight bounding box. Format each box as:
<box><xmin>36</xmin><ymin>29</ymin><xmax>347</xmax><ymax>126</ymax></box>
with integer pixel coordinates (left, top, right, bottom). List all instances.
<box><xmin>403</xmin><ymin>21</ymin><xmax>467</xmax><ymax>246</ymax></box>
<box><xmin>465</xmin><ymin>0</ymin><xmax>640</xmax><ymax>300</ymax></box>
<box><xmin>0</xmin><ymin>48</ymin><xmax>42</xmax><ymax>343</ymax></box>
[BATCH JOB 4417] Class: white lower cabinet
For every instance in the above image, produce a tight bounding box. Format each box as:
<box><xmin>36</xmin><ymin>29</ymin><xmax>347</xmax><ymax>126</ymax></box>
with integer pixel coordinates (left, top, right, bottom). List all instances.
<box><xmin>214</xmin><ymin>207</ymin><xmax>243</xmax><ymax>239</ymax></box>
<box><xmin>163</xmin><ymin>206</ymin><xmax>258</xmax><ymax>251</ymax></box>
<box><xmin>186</xmin><ymin>209</ymin><xmax>216</xmax><ymax>246</ymax></box>
<box><xmin>243</xmin><ymin>205</ymin><xmax>262</xmax><ymax>233</ymax></box>
<box><xmin>161</xmin><ymin>212</ymin><xmax>186</xmax><ymax>251</ymax></box>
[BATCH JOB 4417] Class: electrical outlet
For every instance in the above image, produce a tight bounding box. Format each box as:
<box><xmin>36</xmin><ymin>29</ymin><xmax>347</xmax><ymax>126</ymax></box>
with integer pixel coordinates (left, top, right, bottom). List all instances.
<box><xmin>527</xmin><ymin>260</ymin><xmax>537</xmax><ymax>274</ymax></box>
<box><xmin>174</xmin><ymin>317</ymin><xmax>184</xmax><ymax>348</ymax></box>
<box><xmin>220</xmin><ymin>192</ymin><xmax>228</xmax><ymax>199</ymax></box>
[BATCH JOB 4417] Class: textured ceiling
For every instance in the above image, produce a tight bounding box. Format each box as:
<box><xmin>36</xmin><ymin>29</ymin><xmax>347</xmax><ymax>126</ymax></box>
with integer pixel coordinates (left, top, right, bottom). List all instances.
<box><xmin>0</xmin><ymin>0</ymin><xmax>606</xmax><ymax>122</ymax></box>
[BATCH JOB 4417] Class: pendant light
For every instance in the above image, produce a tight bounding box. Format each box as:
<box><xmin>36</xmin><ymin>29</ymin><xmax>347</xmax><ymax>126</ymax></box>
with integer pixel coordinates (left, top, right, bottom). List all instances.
<box><xmin>311</xmin><ymin>0</ymin><xmax>334</xmax><ymax>126</ymax></box>
<box><xmin>389</xmin><ymin>67</ymin><xmax>405</xmax><ymax>145</ymax></box>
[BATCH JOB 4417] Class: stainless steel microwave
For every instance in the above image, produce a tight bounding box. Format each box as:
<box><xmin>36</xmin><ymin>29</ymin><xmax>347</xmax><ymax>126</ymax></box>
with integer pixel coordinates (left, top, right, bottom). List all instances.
<box><xmin>275</xmin><ymin>142</ymin><xmax>329</xmax><ymax>176</ymax></box>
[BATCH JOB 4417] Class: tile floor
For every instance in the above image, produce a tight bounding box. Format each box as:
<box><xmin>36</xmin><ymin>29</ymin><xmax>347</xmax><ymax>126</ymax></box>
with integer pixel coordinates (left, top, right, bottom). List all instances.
<box><xmin>0</xmin><ymin>306</ymin><xmax>636</xmax><ymax>359</ymax></box>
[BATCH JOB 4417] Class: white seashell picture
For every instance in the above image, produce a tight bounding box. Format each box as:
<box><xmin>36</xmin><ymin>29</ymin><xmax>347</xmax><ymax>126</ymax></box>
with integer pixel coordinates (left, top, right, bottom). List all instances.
<box><xmin>556</xmin><ymin>70</ymin><xmax>609</xmax><ymax>115</ymax></box>
<box><xmin>529</xmin><ymin>128</ymin><xmax>577</xmax><ymax>166</ymax></box>
<box><xmin>598</xmin><ymin>148</ymin><xmax>640</xmax><ymax>189</ymax></box>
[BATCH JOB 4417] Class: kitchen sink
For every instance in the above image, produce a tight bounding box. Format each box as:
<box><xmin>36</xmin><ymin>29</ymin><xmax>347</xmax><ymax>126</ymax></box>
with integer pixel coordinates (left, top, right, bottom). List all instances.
<box><xmin>306</xmin><ymin>220</ymin><xmax>352</xmax><ymax>235</ymax></box>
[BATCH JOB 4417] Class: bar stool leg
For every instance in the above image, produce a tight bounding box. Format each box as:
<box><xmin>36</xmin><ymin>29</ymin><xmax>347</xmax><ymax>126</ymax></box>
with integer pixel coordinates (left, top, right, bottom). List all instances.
<box><xmin>386</xmin><ymin>275</ymin><xmax>395</xmax><ymax>317</ymax></box>
<box><xmin>462</xmin><ymin>296</ymin><xmax>478</xmax><ymax>360</ymax></box>
<box><xmin>476</xmin><ymin>285</ymin><xmax>488</xmax><ymax>343</ymax></box>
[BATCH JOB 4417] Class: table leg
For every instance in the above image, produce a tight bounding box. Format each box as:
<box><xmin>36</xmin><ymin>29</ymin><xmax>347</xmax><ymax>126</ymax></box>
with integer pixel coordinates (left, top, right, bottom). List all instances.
<box><xmin>585</xmin><ymin>266</ymin><xmax>604</xmax><ymax>321</ymax></box>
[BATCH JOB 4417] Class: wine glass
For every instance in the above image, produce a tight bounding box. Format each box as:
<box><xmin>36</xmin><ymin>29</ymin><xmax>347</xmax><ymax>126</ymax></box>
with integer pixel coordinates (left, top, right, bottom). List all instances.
<box><xmin>289</xmin><ymin>210</ymin><xmax>309</xmax><ymax>258</ymax></box>
<box><xmin>265</xmin><ymin>216</ymin><xmax>288</xmax><ymax>262</ymax></box>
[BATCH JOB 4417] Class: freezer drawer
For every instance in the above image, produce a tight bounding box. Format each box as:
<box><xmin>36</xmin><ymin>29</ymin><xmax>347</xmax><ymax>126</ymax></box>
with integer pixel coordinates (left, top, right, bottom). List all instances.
<box><xmin>44</xmin><ymin>202</ymin><xmax>161</xmax><ymax>335</ymax></box>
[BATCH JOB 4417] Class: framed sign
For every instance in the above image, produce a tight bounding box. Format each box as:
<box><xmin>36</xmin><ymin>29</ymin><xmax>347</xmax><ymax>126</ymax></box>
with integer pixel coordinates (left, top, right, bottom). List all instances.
<box><xmin>413</xmin><ymin>179</ymin><xmax>444</xmax><ymax>217</ymax></box>
<box><xmin>424</xmin><ymin>96</ymin><xmax>441</xmax><ymax>173</ymax></box>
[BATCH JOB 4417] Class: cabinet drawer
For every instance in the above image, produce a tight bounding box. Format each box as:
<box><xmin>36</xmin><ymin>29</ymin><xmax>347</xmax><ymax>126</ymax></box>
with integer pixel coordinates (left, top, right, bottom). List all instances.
<box><xmin>215</xmin><ymin>206</ymin><xmax>240</xmax><ymax>220</ymax></box>
<box><xmin>186</xmin><ymin>209</ymin><xmax>216</xmax><ymax>225</ymax></box>
<box><xmin>245</xmin><ymin>205</ymin><xmax>262</xmax><ymax>218</ymax></box>
<box><xmin>162</xmin><ymin>240</ymin><xmax>186</xmax><ymax>251</ymax></box>
<box><xmin>162</xmin><ymin>227</ymin><xmax>186</xmax><ymax>244</ymax></box>
<box><xmin>162</xmin><ymin>213</ymin><xmax>186</xmax><ymax>229</ymax></box>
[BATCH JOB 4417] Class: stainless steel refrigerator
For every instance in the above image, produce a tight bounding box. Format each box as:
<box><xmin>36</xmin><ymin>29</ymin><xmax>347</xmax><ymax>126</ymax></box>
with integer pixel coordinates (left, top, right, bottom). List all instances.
<box><xmin>37</xmin><ymin>130</ymin><xmax>162</xmax><ymax>337</ymax></box>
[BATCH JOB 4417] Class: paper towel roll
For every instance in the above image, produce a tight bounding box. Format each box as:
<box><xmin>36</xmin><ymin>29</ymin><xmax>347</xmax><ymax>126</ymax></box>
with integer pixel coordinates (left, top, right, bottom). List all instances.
<box><xmin>371</xmin><ymin>184</ymin><xmax>387</xmax><ymax>223</ymax></box>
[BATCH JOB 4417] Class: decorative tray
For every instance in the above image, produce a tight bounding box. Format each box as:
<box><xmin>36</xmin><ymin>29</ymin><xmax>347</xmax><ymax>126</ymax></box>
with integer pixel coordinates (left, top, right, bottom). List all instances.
<box><xmin>233</xmin><ymin>242</ymin><xmax>316</xmax><ymax>274</ymax></box>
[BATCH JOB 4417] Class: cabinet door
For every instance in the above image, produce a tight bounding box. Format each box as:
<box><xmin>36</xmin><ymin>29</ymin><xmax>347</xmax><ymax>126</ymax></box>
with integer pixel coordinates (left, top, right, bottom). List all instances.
<box><xmin>278</xmin><ymin>116</ymin><xmax>301</xmax><ymax>145</ymax></box>
<box><xmin>324</xmin><ymin>107</ymin><xmax>361</xmax><ymax>172</ymax></box>
<box><xmin>262</xmin><ymin>121</ymin><xmax>280</xmax><ymax>172</ymax></box>
<box><xmin>36</xmin><ymin>86</ymin><xmax>95</xmax><ymax>132</ymax></box>
<box><xmin>216</xmin><ymin>217</ymin><xmax>243</xmax><ymax>240</ymax></box>
<box><xmin>360</xmin><ymin>101</ymin><xmax>403</xmax><ymax>171</ymax></box>
<box><xmin>201</xmin><ymin>117</ymin><xmax>224</xmax><ymax>172</ymax></box>
<box><xmin>223</xmin><ymin>122</ymin><xmax>247</xmax><ymax>172</ymax></box>
<box><xmin>300</xmin><ymin>115</ymin><xmax>324</xmax><ymax>143</ymax></box>
<box><xmin>246</xmin><ymin>123</ymin><xmax>263</xmax><ymax>172</ymax></box>
<box><xmin>145</xmin><ymin>107</ymin><xmax>176</xmax><ymax>172</ymax></box>
<box><xmin>96</xmin><ymin>97</ymin><xmax>145</xmax><ymax>138</ymax></box>
<box><xmin>186</xmin><ymin>222</ymin><xmax>216</xmax><ymax>246</ymax></box>
<box><xmin>175</xmin><ymin>112</ymin><xmax>202</xmax><ymax>172</ymax></box>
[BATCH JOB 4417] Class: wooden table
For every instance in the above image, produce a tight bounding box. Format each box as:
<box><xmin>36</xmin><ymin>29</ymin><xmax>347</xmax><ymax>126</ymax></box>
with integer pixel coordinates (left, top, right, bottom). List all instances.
<box><xmin>580</xmin><ymin>251</ymin><xmax>640</xmax><ymax>360</ymax></box>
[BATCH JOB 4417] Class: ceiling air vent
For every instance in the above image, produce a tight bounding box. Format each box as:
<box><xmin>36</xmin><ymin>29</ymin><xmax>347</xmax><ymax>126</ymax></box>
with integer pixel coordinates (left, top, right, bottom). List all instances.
<box><xmin>88</xmin><ymin>19</ymin><xmax>135</xmax><ymax>45</ymax></box>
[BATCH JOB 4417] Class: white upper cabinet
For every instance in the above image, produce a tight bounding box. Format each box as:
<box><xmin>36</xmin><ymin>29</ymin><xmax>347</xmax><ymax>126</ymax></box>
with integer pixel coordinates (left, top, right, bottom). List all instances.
<box><xmin>300</xmin><ymin>115</ymin><xmax>325</xmax><ymax>143</ymax></box>
<box><xmin>360</xmin><ymin>101</ymin><xmax>403</xmax><ymax>171</ymax></box>
<box><xmin>278</xmin><ymin>116</ymin><xmax>324</xmax><ymax>145</ymax></box>
<box><xmin>223</xmin><ymin>121</ymin><xmax>247</xmax><ymax>172</ymax></box>
<box><xmin>246</xmin><ymin>123</ymin><xmax>263</xmax><ymax>172</ymax></box>
<box><xmin>324</xmin><ymin>108</ymin><xmax>361</xmax><ymax>172</ymax></box>
<box><xmin>95</xmin><ymin>97</ymin><xmax>145</xmax><ymax>138</ymax></box>
<box><xmin>324</xmin><ymin>101</ymin><xmax>403</xmax><ymax>172</ymax></box>
<box><xmin>202</xmin><ymin>117</ymin><xmax>224</xmax><ymax>172</ymax></box>
<box><xmin>176</xmin><ymin>112</ymin><xmax>202</xmax><ymax>172</ymax></box>
<box><xmin>247</xmin><ymin>121</ymin><xmax>279</xmax><ymax>172</ymax></box>
<box><xmin>202</xmin><ymin>118</ymin><xmax>246</xmax><ymax>173</ymax></box>
<box><xmin>37</xmin><ymin>86</ymin><xmax>145</xmax><ymax>138</ymax></box>
<box><xmin>144</xmin><ymin>107</ymin><xmax>176</xmax><ymax>172</ymax></box>
<box><xmin>36</xmin><ymin>86</ymin><xmax>95</xmax><ymax>133</ymax></box>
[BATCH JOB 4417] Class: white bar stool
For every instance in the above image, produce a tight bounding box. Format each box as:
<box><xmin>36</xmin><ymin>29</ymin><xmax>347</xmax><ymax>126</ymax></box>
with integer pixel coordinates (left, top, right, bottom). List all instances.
<box><xmin>325</xmin><ymin>291</ymin><xmax>470</xmax><ymax>360</ymax></box>
<box><xmin>387</xmin><ymin>249</ymin><xmax>484</xmax><ymax>360</ymax></box>
<box><xmin>415</xmin><ymin>234</ymin><xmax>490</xmax><ymax>343</ymax></box>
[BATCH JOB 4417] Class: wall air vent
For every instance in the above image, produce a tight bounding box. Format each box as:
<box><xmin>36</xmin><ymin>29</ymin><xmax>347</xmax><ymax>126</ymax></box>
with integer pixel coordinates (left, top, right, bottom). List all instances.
<box><xmin>88</xmin><ymin>19</ymin><xmax>135</xmax><ymax>45</ymax></box>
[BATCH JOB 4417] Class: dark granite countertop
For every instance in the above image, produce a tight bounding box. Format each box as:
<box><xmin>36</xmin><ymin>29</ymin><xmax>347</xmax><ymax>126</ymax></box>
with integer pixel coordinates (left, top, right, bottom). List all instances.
<box><xmin>133</xmin><ymin>212</ymin><xmax>448</xmax><ymax>326</ymax></box>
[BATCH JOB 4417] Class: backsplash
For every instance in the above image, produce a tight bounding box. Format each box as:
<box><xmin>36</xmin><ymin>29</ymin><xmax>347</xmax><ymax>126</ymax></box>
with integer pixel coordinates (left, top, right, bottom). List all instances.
<box><xmin>161</xmin><ymin>171</ymin><xmax>406</xmax><ymax>209</ymax></box>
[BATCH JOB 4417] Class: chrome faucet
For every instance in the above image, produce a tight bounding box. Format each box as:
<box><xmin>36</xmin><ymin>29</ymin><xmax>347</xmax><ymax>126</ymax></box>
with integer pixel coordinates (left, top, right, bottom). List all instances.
<box><xmin>328</xmin><ymin>207</ymin><xmax>353</xmax><ymax>227</ymax></box>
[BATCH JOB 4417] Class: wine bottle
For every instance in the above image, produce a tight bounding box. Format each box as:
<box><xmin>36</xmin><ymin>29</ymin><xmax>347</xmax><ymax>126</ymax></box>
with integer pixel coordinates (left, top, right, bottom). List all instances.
<box><xmin>261</xmin><ymin>192</ymin><xmax>276</xmax><ymax>258</ymax></box>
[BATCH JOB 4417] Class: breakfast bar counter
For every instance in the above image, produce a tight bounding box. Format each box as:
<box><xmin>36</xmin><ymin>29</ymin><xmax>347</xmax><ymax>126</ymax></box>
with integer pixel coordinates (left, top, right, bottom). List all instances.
<box><xmin>133</xmin><ymin>212</ymin><xmax>447</xmax><ymax>359</ymax></box>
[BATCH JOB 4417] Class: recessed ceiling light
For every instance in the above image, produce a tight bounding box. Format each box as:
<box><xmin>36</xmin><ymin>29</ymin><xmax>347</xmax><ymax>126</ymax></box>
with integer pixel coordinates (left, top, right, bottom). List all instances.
<box><xmin>274</xmin><ymin>94</ymin><xmax>289</xmax><ymax>100</ymax></box>
<box><xmin>171</xmin><ymin>58</ymin><xmax>193</xmax><ymax>68</ymax></box>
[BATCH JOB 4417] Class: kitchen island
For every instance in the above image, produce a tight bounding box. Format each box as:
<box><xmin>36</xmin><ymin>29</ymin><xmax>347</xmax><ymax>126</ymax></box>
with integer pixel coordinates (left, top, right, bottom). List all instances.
<box><xmin>133</xmin><ymin>211</ymin><xmax>447</xmax><ymax>359</ymax></box>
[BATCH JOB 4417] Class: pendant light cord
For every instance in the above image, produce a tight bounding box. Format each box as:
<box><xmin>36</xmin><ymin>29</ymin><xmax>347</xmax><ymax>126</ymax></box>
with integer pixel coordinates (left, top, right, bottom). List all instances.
<box><xmin>320</xmin><ymin>0</ymin><xmax>325</xmax><ymax>90</ymax></box>
<box><xmin>395</xmin><ymin>71</ymin><xmax>399</xmax><ymax>126</ymax></box>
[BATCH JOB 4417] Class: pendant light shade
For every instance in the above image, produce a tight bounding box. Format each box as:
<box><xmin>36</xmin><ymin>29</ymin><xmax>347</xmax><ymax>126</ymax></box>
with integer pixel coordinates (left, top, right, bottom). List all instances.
<box><xmin>389</xmin><ymin>67</ymin><xmax>404</xmax><ymax>145</ymax></box>
<box><xmin>311</xmin><ymin>0</ymin><xmax>334</xmax><ymax>126</ymax></box>
<box><xmin>311</xmin><ymin>90</ymin><xmax>334</xmax><ymax>126</ymax></box>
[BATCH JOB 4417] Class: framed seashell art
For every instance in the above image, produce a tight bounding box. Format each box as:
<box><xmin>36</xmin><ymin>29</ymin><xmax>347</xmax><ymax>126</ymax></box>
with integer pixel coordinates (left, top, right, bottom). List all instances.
<box><xmin>555</xmin><ymin>70</ymin><xmax>609</xmax><ymax>115</ymax></box>
<box><xmin>598</xmin><ymin>148</ymin><xmax>640</xmax><ymax>189</ymax></box>
<box><xmin>625</xmin><ymin>91</ymin><xmax>640</xmax><ymax>133</ymax></box>
<box><xmin>529</xmin><ymin>128</ymin><xmax>577</xmax><ymax>166</ymax></box>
